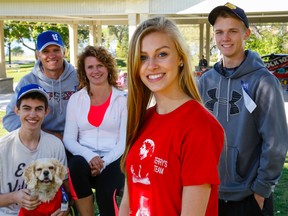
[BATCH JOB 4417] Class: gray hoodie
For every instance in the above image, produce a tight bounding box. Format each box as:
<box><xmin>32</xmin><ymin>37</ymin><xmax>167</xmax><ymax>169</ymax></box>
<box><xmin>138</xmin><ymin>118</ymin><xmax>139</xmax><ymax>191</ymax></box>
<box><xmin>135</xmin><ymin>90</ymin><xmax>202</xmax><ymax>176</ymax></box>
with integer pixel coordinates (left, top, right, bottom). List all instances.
<box><xmin>3</xmin><ymin>60</ymin><xmax>79</xmax><ymax>134</ymax></box>
<box><xmin>198</xmin><ymin>50</ymin><xmax>288</xmax><ymax>201</ymax></box>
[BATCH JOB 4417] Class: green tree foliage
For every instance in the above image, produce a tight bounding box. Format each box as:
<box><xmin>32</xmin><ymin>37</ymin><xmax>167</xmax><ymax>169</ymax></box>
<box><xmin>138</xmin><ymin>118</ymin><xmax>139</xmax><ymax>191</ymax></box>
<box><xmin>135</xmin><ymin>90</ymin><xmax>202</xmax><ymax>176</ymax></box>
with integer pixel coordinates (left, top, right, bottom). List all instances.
<box><xmin>78</xmin><ymin>25</ymin><xmax>89</xmax><ymax>45</ymax></box>
<box><xmin>246</xmin><ymin>23</ymin><xmax>288</xmax><ymax>56</ymax></box>
<box><xmin>4</xmin><ymin>21</ymin><xmax>89</xmax><ymax>61</ymax></box>
<box><xmin>5</xmin><ymin>21</ymin><xmax>288</xmax><ymax>65</ymax></box>
<box><xmin>4</xmin><ymin>21</ymin><xmax>69</xmax><ymax>53</ymax></box>
<box><xmin>178</xmin><ymin>25</ymin><xmax>201</xmax><ymax>66</ymax></box>
<box><xmin>108</xmin><ymin>25</ymin><xmax>128</xmax><ymax>59</ymax></box>
<box><xmin>11</xmin><ymin>46</ymin><xmax>24</xmax><ymax>56</ymax></box>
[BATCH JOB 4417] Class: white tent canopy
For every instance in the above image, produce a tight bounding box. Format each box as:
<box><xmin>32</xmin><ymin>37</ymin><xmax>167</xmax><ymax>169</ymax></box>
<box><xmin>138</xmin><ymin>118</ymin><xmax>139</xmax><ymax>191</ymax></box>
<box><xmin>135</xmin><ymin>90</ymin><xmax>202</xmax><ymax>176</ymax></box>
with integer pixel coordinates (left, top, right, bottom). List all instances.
<box><xmin>179</xmin><ymin>0</ymin><xmax>288</xmax><ymax>14</ymax></box>
<box><xmin>178</xmin><ymin>0</ymin><xmax>288</xmax><ymax>23</ymax></box>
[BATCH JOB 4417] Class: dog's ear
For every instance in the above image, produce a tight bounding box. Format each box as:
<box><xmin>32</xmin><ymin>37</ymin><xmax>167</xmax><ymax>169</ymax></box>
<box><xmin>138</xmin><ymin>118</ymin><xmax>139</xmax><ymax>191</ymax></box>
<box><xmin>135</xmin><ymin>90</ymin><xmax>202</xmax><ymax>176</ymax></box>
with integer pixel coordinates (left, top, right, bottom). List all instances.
<box><xmin>22</xmin><ymin>161</ymin><xmax>38</xmax><ymax>189</ymax></box>
<box><xmin>53</xmin><ymin>159</ymin><xmax>67</xmax><ymax>185</ymax></box>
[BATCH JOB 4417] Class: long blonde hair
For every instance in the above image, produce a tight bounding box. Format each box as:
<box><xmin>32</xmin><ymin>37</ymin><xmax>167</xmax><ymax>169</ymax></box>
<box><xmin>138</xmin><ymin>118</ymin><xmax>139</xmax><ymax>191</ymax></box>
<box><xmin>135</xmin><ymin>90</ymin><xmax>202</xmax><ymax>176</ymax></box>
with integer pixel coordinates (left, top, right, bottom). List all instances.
<box><xmin>120</xmin><ymin>16</ymin><xmax>202</xmax><ymax>173</ymax></box>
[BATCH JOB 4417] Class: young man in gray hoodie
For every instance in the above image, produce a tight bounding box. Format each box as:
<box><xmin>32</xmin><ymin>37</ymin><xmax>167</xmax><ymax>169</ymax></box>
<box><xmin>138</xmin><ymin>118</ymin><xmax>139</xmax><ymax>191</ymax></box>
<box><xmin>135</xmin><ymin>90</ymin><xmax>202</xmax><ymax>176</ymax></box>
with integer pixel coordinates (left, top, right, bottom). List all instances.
<box><xmin>3</xmin><ymin>30</ymin><xmax>79</xmax><ymax>140</ymax></box>
<box><xmin>198</xmin><ymin>3</ymin><xmax>288</xmax><ymax>216</ymax></box>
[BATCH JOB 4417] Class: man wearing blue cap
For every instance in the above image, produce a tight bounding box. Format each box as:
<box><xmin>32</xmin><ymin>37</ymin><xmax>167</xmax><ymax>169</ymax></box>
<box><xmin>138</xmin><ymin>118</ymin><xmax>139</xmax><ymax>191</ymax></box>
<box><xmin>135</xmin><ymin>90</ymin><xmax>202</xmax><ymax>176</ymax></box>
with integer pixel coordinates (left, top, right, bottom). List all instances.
<box><xmin>198</xmin><ymin>2</ymin><xmax>288</xmax><ymax>216</ymax></box>
<box><xmin>3</xmin><ymin>30</ymin><xmax>79</xmax><ymax>140</ymax></box>
<box><xmin>0</xmin><ymin>84</ymin><xmax>69</xmax><ymax>216</ymax></box>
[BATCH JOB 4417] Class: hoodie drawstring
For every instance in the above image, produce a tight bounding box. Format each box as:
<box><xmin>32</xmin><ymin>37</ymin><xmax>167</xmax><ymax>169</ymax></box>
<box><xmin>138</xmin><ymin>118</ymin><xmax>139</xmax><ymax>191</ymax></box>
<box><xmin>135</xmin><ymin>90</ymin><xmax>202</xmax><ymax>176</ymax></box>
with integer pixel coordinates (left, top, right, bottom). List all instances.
<box><xmin>216</xmin><ymin>76</ymin><xmax>230</xmax><ymax>122</ymax></box>
<box><xmin>216</xmin><ymin>77</ymin><xmax>222</xmax><ymax>118</ymax></box>
<box><xmin>59</xmin><ymin>77</ymin><xmax>63</xmax><ymax>114</ymax></box>
<box><xmin>51</xmin><ymin>80</ymin><xmax>55</xmax><ymax>115</ymax></box>
<box><xmin>226</xmin><ymin>79</ymin><xmax>231</xmax><ymax>122</ymax></box>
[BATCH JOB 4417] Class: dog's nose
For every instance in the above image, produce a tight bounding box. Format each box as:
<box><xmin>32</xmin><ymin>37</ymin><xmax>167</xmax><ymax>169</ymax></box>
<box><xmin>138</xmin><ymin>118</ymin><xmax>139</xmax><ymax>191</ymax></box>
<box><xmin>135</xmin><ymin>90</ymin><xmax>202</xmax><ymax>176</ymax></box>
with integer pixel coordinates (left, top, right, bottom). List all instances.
<box><xmin>43</xmin><ymin>171</ymin><xmax>49</xmax><ymax>176</ymax></box>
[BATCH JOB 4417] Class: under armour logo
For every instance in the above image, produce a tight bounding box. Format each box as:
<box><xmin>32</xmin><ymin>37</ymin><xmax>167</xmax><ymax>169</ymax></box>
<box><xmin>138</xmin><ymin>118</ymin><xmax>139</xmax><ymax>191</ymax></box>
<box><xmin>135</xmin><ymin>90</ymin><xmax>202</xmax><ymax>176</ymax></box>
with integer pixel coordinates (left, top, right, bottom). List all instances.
<box><xmin>52</xmin><ymin>34</ymin><xmax>59</xmax><ymax>41</ymax></box>
<box><xmin>205</xmin><ymin>88</ymin><xmax>242</xmax><ymax>115</ymax></box>
<box><xmin>230</xmin><ymin>91</ymin><xmax>241</xmax><ymax>114</ymax></box>
<box><xmin>206</xmin><ymin>89</ymin><xmax>218</xmax><ymax>111</ymax></box>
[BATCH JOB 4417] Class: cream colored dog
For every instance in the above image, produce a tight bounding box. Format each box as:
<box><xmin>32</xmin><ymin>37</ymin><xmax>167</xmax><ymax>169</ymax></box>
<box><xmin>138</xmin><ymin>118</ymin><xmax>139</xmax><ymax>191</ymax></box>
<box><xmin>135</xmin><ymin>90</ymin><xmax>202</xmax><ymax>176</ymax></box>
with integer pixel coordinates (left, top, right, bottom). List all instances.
<box><xmin>22</xmin><ymin>158</ymin><xmax>67</xmax><ymax>202</ymax></box>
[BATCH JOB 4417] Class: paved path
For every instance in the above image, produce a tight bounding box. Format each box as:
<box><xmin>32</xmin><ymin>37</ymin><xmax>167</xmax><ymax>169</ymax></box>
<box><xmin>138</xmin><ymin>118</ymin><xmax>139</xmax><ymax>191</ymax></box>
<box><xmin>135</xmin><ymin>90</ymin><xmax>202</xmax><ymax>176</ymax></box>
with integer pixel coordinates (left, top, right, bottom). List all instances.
<box><xmin>0</xmin><ymin>83</ymin><xmax>17</xmax><ymax>112</ymax></box>
<box><xmin>0</xmin><ymin>93</ymin><xmax>13</xmax><ymax>111</ymax></box>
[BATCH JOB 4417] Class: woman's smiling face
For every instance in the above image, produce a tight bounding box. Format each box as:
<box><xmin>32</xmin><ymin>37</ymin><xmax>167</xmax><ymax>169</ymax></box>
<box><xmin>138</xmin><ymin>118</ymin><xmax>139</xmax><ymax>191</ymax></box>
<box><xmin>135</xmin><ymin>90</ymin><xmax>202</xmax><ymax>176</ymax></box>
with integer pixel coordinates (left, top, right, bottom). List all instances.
<box><xmin>139</xmin><ymin>31</ymin><xmax>182</xmax><ymax>95</ymax></box>
<box><xmin>84</xmin><ymin>56</ymin><xmax>109</xmax><ymax>86</ymax></box>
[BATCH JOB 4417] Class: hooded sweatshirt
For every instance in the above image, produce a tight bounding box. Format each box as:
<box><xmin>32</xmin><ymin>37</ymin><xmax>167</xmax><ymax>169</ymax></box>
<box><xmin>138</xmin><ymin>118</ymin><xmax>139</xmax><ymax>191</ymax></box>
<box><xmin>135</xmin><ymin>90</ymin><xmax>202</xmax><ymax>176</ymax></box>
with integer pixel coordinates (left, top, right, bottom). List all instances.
<box><xmin>198</xmin><ymin>50</ymin><xmax>288</xmax><ymax>201</ymax></box>
<box><xmin>3</xmin><ymin>60</ymin><xmax>79</xmax><ymax>134</ymax></box>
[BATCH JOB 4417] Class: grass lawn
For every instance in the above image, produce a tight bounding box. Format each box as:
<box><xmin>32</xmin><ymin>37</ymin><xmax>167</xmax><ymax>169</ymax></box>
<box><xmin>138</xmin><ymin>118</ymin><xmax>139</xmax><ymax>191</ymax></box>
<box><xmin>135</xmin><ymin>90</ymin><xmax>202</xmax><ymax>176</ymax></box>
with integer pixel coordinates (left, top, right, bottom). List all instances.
<box><xmin>274</xmin><ymin>155</ymin><xmax>288</xmax><ymax>215</ymax></box>
<box><xmin>0</xmin><ymin>111</ymin><xmax>7</xmax><ymax>137</ymax></box>
<box><xmin>6</xmin><ymin>63</ymin><xmax>34</xmax><ymax>83</ymax></box>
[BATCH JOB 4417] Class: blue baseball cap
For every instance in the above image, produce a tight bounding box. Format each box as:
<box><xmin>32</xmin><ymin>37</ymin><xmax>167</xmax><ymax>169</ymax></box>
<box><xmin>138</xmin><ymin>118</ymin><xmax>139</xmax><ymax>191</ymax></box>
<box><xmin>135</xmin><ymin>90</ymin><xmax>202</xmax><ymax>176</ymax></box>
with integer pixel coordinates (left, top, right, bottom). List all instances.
<box><xmin>36</xmin><ymin>30</ymin><xmax>64</xmax><ymax>51</ymax></box>
<box><xmin>208</xmin><ymin>2</ymin><xmax>249</xmax><ymax>28</ymax></box>
<box><xmin>17</xmin><ymin>84</ymin><xmax>49</xmax><ymax>102</ymax></box>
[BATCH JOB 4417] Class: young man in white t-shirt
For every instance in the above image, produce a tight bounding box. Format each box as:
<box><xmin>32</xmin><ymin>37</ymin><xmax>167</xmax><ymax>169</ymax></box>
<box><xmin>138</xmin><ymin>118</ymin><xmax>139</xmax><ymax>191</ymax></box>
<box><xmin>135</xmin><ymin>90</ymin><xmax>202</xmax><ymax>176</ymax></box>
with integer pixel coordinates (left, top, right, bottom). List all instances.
<box><xmin>0</xmin><ymin>84</ymin><xmax>69</xmax><ymax>216</ymax></box>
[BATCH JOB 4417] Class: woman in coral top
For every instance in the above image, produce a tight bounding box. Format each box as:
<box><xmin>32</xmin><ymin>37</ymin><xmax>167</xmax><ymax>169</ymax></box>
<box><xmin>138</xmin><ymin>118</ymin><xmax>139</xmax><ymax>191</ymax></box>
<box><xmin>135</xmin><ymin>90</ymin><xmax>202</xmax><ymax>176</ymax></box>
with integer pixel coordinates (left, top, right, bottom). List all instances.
<box><xmin>119</xmin><ymin>17</ymin><xmax>225</xmax><ymax>216</ymax></box>
<box><xmin>63</xmin><ymin>46</ymin><xmax>127</xmax><ymax>216</ymax></box>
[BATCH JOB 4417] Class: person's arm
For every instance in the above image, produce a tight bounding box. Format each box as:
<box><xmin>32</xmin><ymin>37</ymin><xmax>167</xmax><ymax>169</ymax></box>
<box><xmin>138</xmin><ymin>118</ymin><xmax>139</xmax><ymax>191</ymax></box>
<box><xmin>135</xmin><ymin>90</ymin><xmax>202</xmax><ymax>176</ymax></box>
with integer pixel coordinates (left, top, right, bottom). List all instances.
<box><xmin>119</xmin><ymin>179</ymin><xmax>129</xmax><ymax>216</ymax></box>
<box><xmin>102</xmin><ymin>97</ymin><xmax>127</xmax><ymax>167</ymax></box>
<box><xmin>89</xmin><ymin>156</ymin><xmax>104</xmax><ymax>176</ymax></box>
<box><xmin>180</xmin><ymin>184</ymin><xmax>211</xmax><ymax>216</ymax></box>
<box><xmin>51</xmin><ymin>209</ymin><xmax>70</xmax><ymax>216</ymax></box>
<box><xmin>252</xmin><ymin>75</ymin><xmax>288</xmax><ymax>197</ymax></box>
<box><xmin>63</xmin><ymin>95</ymin><xmax>99</xmax><ymax>162</ymax></box>
<box><xmin>0</xmin><ymin>189</ymin><xmax>40</xmax><ymax>210</ymax></box>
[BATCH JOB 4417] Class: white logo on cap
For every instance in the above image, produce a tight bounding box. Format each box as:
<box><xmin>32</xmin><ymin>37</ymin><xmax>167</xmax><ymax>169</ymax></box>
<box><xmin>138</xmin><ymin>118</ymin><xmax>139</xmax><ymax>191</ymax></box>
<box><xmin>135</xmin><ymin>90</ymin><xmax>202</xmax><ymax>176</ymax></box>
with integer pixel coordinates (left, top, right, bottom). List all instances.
<box><xmin>52</xmin><ymin>34</ymin><xmax>59</xmax><ymax>41</ymax></box>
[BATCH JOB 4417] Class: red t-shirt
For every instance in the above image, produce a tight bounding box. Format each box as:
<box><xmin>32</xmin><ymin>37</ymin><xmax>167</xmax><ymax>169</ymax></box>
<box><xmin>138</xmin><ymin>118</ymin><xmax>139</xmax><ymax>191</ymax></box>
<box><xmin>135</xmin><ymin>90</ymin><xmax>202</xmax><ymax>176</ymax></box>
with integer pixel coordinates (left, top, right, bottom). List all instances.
<box><xmin>88</xmin><ymin>91</ymin><xmax>112</xmax><ymax>127</ymax></box>
<box><xmin>126</xmin><ymin>100</ymin><xmax>224</xmax><ymax>216</ymax></box>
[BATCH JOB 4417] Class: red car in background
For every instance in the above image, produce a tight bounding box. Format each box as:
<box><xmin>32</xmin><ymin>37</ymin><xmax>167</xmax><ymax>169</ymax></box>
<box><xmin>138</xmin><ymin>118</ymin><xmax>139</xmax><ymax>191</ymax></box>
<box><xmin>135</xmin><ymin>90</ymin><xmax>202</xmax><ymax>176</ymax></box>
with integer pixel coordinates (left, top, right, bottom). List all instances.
<box><xmin>261</xmin><ymin>54</ymin><xmax>288</xmax><ymax>81</ymax></box>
